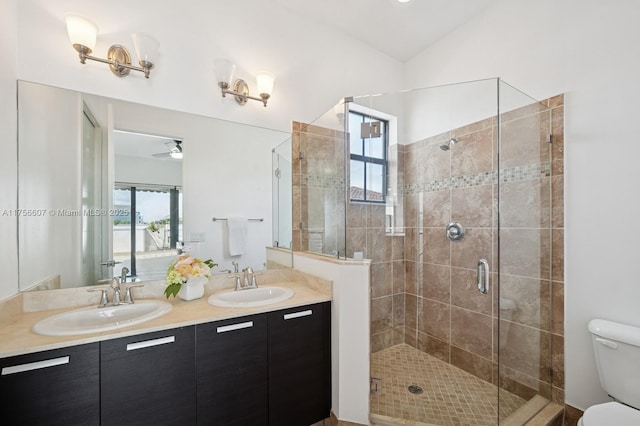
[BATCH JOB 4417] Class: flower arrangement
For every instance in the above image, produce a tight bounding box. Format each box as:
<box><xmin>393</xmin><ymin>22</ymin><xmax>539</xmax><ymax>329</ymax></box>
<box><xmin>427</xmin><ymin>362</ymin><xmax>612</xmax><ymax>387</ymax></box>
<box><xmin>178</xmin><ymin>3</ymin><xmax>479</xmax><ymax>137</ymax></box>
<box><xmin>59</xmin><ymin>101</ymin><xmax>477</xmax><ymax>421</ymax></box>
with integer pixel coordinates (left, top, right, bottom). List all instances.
<box><xmin>164</xmin><ymin>254</ymin><xmax>217</xmax><ymax>298</ymax></box>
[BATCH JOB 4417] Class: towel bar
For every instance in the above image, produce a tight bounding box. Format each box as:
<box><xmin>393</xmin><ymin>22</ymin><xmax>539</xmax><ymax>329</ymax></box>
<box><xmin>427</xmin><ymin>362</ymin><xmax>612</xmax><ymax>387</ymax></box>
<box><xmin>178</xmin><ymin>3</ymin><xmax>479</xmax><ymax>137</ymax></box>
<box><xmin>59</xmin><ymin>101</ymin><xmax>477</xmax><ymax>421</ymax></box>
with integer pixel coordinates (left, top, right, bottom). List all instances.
<box><xmin>212</xmin><ymin>217</ymin><xmax>263</xmax><ymax>222</ymax></box>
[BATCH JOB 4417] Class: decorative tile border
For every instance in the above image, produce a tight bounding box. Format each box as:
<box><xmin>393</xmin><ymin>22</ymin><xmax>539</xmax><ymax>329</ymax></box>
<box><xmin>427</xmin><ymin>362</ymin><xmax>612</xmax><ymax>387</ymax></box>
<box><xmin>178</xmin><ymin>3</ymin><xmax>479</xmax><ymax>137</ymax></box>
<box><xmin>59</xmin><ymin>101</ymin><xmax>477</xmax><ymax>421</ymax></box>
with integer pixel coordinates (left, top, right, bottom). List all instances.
<box><xmin>302</xmin><ymin>162</ymin><xmax>551</xmax><ymax>194</ymax></box>
<box><xmin>302</xmin><ymin>174</ymin><xmax>345</xmax><ymax>190</ymax></box>
<box><xmin>400</xmin><ymin>162</ymin><xmax>551</xmax><ymax>195</ymax></box>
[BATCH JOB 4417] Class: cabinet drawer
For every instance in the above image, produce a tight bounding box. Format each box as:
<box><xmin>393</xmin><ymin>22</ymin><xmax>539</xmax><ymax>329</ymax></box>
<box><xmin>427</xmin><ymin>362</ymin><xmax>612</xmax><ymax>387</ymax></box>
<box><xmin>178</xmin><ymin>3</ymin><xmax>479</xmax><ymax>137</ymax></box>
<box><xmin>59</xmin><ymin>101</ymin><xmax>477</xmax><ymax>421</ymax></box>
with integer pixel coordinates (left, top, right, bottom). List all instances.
<box><xmin>268</xmin><ymin>302</ymin><xmax>331</xmax><ymax>426</ymax></box>
<box><xmin>196</xmin><ymin>313</ymin><xmax>268</xmax><ymax>426</ymax></box>
<box><xmin>0</xmin><ymin>343</ymin><xmax>100</xmax><ymax>425</ymax></box>
<box><xmin>100</xmin><ymin>326</ymin><xmax>196</xmax><ymax>426</ymax></box>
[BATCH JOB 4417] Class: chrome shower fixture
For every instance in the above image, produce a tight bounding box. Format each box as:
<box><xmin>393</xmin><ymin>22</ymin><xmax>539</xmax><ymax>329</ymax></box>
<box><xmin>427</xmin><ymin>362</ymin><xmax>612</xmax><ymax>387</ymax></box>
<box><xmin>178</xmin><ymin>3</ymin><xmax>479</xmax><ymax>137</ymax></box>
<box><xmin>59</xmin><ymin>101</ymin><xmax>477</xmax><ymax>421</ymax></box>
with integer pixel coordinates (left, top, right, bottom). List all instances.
<box><xmin>440</xmin><ymin>137</ymin><xmax>458</xmax><ymax>151</ymax></box>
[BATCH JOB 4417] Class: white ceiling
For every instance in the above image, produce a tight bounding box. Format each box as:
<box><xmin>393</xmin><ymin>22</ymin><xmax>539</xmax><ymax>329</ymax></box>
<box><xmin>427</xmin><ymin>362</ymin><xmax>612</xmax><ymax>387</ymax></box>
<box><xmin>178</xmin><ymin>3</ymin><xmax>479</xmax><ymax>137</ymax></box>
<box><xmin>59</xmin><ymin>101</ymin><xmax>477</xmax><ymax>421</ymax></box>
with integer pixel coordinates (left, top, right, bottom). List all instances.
<box><xmin>113</xmin><ymin>130</ymin><xmax>181</xmax><ymax>160</ymax></box>
<box><xmin>274</xmin><ymin>0</ymin><xmax>501</xmax><ymax>62</ymax></box>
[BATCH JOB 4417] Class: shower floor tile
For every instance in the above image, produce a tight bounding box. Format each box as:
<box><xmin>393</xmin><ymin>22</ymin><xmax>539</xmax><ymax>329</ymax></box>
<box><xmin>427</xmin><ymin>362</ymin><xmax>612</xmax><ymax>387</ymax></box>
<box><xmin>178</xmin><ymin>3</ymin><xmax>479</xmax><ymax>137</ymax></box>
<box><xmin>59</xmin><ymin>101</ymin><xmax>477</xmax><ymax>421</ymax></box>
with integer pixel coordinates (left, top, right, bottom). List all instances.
<box><xmin>371</xmin><ymin>344</ymin><xmax>526</xmax><ymax>425</ymax></box>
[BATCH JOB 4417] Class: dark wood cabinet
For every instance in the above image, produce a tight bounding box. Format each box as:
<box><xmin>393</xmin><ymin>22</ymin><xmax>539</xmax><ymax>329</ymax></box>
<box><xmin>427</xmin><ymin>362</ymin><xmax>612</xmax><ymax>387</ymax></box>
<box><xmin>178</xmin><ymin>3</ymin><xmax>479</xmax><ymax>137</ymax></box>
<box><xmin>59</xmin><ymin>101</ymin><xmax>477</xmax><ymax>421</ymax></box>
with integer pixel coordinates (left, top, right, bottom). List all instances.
<box><xmin>0</xmin><ymin>342</ymin><xmax>100</xmax><ymax>425</ymax></box>
<box><xmin>100</xmin><ymin>326</ymin><xmax>196</xmax><ymax>426</ymax></box>
<box><xmin>196</xmin><ymin>313</ymin><xmax>269</xmax><ymax>425</ymax></box>
<box><xmin>1</xmin><ymin>300</ymin><xmax>330</xmax><ymax>426</ymax></box>
<box><xmin>268</xmin><ymin>302</ymin><xmax>331</xmax><ymax>426</ymax></box>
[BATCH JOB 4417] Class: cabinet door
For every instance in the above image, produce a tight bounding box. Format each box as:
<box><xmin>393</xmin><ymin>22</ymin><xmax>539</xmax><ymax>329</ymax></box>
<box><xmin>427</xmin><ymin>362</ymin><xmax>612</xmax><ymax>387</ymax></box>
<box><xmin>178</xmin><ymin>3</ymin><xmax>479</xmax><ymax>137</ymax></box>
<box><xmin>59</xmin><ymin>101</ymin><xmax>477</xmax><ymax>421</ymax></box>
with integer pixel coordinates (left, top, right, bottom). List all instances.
<box><xmin>268</xmin><ymin>302</ymin><xmax>331</xmax><ymax>426</ymax></box>
<box><xmin>196</xmin><ymin>313</ymin><xmax>268</xmax><ymax>426</ymax></box>
<box><xmin>100</xmin><ymin>326</ymin><xmax>196</xmax><ymax>426</ymax></box>
<box><xmin>0</xmin><ymin>343</ymin><xmax>100</xmax><ymax>425</ymax></box>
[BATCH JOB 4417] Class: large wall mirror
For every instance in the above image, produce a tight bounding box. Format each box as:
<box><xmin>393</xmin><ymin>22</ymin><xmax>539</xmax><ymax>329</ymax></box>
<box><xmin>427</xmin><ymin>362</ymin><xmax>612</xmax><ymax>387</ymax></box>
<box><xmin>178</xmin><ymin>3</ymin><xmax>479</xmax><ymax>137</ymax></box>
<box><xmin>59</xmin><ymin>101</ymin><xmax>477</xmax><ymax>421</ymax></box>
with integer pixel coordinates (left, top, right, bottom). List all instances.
<box><xmin>17</xmin><ymin>80</ymin><xmax>292</xmax><ymax>291</ymax></box>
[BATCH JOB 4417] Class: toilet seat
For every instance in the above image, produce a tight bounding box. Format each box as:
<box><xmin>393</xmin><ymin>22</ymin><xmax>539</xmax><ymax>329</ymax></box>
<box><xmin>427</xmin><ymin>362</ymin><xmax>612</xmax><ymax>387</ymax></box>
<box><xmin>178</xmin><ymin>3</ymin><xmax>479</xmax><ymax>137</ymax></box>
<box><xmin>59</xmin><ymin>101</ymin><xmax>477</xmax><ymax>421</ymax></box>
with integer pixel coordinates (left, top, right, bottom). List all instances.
<box><xmin>581</xmin><ymin>402</ymin><xmax>640</xmax><ymax>425</ymax></box>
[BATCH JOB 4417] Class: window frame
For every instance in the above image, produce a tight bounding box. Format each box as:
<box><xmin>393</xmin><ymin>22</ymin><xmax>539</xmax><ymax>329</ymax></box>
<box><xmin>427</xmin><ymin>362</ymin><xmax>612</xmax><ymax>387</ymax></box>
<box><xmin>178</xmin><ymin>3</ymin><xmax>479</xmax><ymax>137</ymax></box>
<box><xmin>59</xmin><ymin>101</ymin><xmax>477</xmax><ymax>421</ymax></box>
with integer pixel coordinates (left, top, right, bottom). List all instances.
<box><xmin>348</xmin><ymin>110</ymin><xmax>388</xmax><ymax>204</ymax></box>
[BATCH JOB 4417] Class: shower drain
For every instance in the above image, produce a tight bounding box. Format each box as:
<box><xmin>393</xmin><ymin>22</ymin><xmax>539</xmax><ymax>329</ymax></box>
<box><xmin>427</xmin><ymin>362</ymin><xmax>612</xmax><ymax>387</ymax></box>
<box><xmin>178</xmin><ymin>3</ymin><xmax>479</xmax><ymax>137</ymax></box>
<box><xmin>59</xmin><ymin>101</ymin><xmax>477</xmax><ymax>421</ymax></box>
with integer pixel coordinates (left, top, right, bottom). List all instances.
<box><xmin>408</xmin><ymin>384</ymin><xmax>424</xmax><ymax>395</ymax></box>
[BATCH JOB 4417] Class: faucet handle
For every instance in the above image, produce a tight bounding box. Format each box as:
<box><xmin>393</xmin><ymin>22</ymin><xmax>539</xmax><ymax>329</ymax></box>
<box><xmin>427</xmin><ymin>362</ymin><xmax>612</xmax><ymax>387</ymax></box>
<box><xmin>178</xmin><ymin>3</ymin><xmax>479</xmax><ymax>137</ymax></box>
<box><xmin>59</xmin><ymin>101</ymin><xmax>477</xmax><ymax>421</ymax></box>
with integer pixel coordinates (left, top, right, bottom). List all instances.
<box><xmin>87</xmin><ymin>287</ymin><xmax>109</xmax><ymax>308</ymax></box>
<box><xmin>123</xmin><ymin>283</ymin><xmax>144</xmax><ymax>304</ymax></box>
<box><xmin>250</xmin><ymin>271</ymin><xmax>262</xmax><ymax>288</ymax></box>
<box><xmin>228</xmin><ymin>274</ymin><xmax>242</xmax><ymax>291</ymax></box>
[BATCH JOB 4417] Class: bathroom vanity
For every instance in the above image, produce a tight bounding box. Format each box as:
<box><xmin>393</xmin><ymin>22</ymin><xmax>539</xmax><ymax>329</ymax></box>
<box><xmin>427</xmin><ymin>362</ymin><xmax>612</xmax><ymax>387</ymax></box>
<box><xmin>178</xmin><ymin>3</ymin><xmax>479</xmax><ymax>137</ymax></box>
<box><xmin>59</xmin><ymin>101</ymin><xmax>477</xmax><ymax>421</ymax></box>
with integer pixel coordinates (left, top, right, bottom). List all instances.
<box><xmin>0</xmin><ymin>277</ymin><xmax>331</xmax><ymax>425</ymax></box>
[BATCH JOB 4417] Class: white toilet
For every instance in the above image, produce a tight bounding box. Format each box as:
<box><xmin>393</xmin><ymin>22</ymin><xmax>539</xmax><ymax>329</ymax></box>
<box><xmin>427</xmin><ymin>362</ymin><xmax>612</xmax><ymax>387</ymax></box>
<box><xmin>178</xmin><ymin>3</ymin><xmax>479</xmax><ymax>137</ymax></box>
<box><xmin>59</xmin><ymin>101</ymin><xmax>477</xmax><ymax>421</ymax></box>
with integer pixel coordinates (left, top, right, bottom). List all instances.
<box><xmin>578</xmin><ymin>319</ymin><xmax>640</xmax><ymax>425</ymax></box>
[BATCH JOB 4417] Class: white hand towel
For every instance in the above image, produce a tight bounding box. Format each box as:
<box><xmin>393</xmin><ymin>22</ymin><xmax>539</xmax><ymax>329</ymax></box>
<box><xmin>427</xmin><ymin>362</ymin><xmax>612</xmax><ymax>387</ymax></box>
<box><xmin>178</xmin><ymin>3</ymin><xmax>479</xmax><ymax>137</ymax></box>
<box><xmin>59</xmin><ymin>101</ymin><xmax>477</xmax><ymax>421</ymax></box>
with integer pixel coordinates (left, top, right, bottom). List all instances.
<box><xmin>227</xmin><ymin>217</ymin><xmax>248</xmax><ymax>256</ymax></box>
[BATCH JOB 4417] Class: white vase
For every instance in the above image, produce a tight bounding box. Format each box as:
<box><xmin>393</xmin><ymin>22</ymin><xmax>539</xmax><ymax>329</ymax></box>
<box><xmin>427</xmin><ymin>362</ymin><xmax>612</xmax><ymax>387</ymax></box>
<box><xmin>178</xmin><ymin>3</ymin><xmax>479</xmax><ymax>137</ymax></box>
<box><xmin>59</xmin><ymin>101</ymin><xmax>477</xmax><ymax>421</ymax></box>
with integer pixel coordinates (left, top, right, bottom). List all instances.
<box><xmin>177</xmin><ymin>276</ymin><xmax>207</xmax><ymax>301</ymax></box>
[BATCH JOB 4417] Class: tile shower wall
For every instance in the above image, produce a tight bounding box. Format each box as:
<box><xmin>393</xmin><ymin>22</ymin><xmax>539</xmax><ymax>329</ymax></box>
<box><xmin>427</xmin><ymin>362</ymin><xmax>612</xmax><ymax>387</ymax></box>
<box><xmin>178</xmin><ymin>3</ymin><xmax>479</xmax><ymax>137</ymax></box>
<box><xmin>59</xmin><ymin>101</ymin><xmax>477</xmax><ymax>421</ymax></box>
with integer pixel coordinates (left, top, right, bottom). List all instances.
<box><xmin>400</xmin><ymin>95</ymin><xmax>564</xmax><ymax>403</ymax></box>
<box><xmin>292</xmin><ymin>120</ymin><xmax>406</xmax><ymax>351</ymax></box>
<box><xmin>366</xmin><ymin>143</ymin><xmax>407</xmax><ymax>352</ymax></box>
<box><xmin>292</xmin><ymin>121</ymin><xmax>346</xmax><ymax>256</ymax></box>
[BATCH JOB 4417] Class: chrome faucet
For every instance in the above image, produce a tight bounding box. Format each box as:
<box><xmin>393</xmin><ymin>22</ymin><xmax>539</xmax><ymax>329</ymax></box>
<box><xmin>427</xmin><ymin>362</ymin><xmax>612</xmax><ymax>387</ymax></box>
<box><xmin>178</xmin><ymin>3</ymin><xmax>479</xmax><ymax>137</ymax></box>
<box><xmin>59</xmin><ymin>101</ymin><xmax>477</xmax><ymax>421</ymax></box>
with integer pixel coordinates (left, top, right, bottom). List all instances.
<box><xmin>232</xmin><ymin>274</ymin><xmax>243</xmax><ymax>291</ymax></box>
<box><xmin>110</xmin><ymin>277</ymin><xmax>122</xmax><ymax>305</ymax></box>
<box><xmin>120</xmin><ymin>266</ymin><xmax>129</xmax><ymax>284</ymax></box>
<box><xmin>88</xmin><ymin>277</ymin><xmax>144</xmax><ymax>307</ymax></box>
<box><xmin>229</xmin><ymin>266</ymin><xmax>259</xmax><ymax>291</ymax></box>
<box><xmin>243</xmin><ymin>267</ymin><xmax>253</xmax><ymax>288</ymax></box>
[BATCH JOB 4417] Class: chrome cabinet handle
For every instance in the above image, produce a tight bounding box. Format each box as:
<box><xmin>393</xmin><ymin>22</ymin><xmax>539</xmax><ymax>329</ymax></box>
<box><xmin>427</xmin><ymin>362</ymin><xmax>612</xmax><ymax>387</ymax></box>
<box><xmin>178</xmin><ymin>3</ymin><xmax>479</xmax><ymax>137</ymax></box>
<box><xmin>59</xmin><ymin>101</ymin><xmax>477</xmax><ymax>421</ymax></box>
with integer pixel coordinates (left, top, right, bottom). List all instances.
<box><xmin>284</xmin><ymin>310</ymin><xmax>312</xmax><ymax>320</ymax></box>
<box><xmin>477</xmin><ymin>258</ymin><xmax>489</xmax><ymax>294</ymax></box>
<box><xmin>126</xmin><ymin>336</ymin><xmax>175</xmax><ymax>351</ymax></box>
<box><xmin>216</xmin><ymin>321</ymin><xmax>254</xmax><ymax>333</ymax></box>
<box><xmin>1</xmin><ymin>356</ymin><xmax>70</xmax><ymax>375</ymax></box>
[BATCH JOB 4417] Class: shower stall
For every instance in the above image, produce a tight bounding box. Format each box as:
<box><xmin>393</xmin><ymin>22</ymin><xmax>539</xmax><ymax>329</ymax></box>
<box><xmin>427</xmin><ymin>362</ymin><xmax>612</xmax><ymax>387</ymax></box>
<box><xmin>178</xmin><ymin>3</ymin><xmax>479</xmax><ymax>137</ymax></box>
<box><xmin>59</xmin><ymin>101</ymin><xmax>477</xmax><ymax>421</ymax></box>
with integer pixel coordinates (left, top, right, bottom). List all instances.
<box><xmin>292</xmin><ymin>78</ymin><xmax>564</xmax><ymax>425</ymax></box>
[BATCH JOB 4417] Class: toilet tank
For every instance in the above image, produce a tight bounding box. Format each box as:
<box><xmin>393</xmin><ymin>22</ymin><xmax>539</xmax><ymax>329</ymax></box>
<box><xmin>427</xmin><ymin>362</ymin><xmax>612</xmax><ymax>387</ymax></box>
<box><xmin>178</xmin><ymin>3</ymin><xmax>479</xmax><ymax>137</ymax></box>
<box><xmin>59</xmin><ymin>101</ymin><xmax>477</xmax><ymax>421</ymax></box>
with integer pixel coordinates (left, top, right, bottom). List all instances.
<box><xmin>588</xmin><ymin>319</ymin><xmax>640</xmax><ymax>409</ymax></box>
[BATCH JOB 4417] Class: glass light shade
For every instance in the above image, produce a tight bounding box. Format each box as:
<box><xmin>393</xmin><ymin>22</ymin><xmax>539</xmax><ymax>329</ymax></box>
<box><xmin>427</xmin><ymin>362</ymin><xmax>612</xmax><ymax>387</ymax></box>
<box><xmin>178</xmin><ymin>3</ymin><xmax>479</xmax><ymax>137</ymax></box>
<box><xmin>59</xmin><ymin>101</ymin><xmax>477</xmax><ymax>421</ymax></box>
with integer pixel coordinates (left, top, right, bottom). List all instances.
<box><xmin>214</xmin><ymin>59</ymin><xmax>236</xmax><ymax>86</ymax></box>
<box><xmin>132</xmin><ymin>33</ymin><xmax>159</xmax><ymax>65</ymax></box>
<box><xmin>256</xmin><ymin>72</ymin><xmax>275</xmax><ymax>96</ymax></box>
<box><xmin>65</xmin><ymin>14</ymin><xmax>98</xmax><ymax>51</ymax></box>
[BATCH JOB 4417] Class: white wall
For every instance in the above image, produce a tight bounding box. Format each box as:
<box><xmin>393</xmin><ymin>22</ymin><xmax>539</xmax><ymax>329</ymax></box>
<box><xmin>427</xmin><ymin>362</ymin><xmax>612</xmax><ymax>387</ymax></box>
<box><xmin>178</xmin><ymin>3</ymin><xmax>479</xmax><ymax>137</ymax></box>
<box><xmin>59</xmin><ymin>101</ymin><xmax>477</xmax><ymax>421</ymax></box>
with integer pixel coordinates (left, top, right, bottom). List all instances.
<box><xmin>404</xmin><ymin>0</ymin><xmax>640</xmax><ymax>411</ymax></box>
<box><xmin>0</xmin><ymin>0</ymin><xmax>18</xmax><ymax>300</ymax></box>
<box><xmin>17</xmin><ymin>82</ymin><xmax>83</xmax><ymax>290</ymax></box>
<box><xmin>293</xmin><ymin>254</ymin><xmax>371</xmax><ymax>425</ymax></box>
<box><xmin>15</xmin><ymin>0</ymin><xmax>403</xmax><ymax>134</ymax></box>
<box><xmin>114</xmin><ymin>155</ymin><xmax>182</xmax><ymax>187</ymax></box>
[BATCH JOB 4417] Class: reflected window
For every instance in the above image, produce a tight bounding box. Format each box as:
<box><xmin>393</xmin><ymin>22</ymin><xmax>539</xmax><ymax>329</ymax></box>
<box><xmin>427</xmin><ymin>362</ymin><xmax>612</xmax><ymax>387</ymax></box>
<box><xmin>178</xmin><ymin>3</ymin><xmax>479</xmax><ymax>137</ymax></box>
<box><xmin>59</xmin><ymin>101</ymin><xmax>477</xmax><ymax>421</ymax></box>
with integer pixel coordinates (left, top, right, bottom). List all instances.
<box><xmin>113</xmin><ymin>185</ymin><xmax>182</xmax><ymax>281</ymax></box>
<box><xmin>349</xmin><ymin>111</ymin><xmax>388</xmax><ymax>203</ymax></box>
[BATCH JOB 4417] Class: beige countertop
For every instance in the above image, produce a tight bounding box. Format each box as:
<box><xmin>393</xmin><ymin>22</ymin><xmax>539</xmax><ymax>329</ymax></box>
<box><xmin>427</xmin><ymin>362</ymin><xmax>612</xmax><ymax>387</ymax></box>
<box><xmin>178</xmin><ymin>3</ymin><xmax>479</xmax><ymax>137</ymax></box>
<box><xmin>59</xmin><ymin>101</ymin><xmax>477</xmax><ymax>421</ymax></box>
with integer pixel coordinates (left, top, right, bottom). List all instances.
<box><xmin>0</xmin><ymin>279</ymin><xmax>331</xmax><ymax>359</ymax></box>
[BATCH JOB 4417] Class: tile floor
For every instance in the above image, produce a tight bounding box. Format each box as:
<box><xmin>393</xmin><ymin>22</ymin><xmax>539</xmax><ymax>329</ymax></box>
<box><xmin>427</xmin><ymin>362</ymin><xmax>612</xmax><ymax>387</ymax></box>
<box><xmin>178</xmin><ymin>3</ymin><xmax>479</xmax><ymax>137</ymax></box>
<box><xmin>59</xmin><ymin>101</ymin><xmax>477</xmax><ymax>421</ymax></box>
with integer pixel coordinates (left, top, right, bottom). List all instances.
<box><xmin>370</xmin><ymin>344</ymin><xmax>526</xmax><ymax>425</ymax></box>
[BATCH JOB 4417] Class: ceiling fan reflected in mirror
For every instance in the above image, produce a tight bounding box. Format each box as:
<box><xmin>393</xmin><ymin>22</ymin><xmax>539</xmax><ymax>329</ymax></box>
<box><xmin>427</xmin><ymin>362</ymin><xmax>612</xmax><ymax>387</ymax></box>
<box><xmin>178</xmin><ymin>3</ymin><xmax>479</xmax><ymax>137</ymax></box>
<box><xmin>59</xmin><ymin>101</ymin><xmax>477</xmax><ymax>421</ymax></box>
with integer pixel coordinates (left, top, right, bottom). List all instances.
<box><xmin>152</xmin><ymin>140</ymin><xmax>183</xmax><ymax>159</ymax></box>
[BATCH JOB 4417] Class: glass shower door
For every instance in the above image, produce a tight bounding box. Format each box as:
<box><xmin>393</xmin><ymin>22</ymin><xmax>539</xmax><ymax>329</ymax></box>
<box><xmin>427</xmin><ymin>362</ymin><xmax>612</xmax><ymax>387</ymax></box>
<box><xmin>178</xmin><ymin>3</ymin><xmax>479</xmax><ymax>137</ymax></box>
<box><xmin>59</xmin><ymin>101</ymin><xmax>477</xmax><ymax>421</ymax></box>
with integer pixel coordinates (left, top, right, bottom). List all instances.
<box><xmin>354</xmin><ymin>79</ymin><xmax>510</xmax><ymax>425</ymax></box>
<box><xmin>497</xmin><ymin>80</ymin><xmax>557</xmax><ymax>422</ymax></box>
<box><xmin>295</xmin><ymin>78</ymin><xmax>559</xmax><ymax>425</ymax></box>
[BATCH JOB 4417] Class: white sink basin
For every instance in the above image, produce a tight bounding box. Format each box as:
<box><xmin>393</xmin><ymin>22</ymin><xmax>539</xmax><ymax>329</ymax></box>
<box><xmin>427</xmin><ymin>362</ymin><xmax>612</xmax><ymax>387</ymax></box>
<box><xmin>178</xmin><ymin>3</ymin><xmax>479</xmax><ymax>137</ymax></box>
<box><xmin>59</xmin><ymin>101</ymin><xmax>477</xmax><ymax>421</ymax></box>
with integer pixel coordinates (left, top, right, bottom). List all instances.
<box><xmin>208</xmin><ymin>286</ymin><xmax>294</xmax><ymax>308</ymax></box>
<box><xmin>32</xmin><ymin>300</ymin><xmax>173</xmax><ymax>336</ymax></box>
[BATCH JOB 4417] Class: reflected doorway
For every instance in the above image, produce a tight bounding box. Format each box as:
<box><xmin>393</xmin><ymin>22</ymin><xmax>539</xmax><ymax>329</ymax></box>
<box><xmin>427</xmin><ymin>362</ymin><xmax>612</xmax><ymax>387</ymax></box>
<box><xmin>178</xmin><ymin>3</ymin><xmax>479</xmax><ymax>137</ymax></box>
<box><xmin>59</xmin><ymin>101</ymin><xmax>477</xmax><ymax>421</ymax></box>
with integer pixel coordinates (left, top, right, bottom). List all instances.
<box><xmin>112</xmin><ymin>130</ymin><xmax>184</xmax><ymax>282</ymax></box>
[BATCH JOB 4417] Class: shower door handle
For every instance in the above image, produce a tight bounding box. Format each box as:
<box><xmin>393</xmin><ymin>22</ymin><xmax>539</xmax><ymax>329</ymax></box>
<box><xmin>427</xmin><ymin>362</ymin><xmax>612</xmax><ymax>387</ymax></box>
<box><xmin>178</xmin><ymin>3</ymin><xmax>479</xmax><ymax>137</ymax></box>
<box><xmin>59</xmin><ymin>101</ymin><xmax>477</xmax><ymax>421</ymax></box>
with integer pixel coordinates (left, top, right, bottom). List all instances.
<box><xmin>477</xmin><ymin>258</ymin><xmax>489</xmax><ymax>294</ymax></box>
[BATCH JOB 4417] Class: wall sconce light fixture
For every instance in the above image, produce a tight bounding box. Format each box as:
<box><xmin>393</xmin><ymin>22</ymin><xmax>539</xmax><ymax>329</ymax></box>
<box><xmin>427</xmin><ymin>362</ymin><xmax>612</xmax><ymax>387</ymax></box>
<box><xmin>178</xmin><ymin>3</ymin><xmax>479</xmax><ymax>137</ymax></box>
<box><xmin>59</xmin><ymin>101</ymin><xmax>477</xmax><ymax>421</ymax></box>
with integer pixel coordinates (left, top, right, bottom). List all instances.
<box><xmin>65</xmin><ymin>14</ymin><xmax>159</xmax><ymax>79</ymax></box>
<box><xmin>214</xmin><ymin>59</ymin><xmax>274</xmax><ymax>107</ymax></box>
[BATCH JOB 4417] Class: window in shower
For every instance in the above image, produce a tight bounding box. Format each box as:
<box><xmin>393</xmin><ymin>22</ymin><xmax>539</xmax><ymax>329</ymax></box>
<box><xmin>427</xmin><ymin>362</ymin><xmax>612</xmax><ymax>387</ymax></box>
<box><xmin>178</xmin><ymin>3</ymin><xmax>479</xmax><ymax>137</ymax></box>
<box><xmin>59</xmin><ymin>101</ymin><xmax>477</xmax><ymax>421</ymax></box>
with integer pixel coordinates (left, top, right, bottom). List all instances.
<box><xmin>349</xmin><ymin>111</ymin><xmax>388</xmax><ymax>203</ymax></box>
